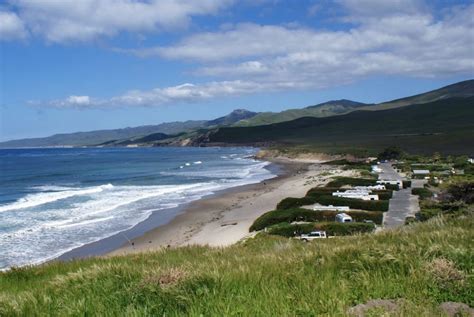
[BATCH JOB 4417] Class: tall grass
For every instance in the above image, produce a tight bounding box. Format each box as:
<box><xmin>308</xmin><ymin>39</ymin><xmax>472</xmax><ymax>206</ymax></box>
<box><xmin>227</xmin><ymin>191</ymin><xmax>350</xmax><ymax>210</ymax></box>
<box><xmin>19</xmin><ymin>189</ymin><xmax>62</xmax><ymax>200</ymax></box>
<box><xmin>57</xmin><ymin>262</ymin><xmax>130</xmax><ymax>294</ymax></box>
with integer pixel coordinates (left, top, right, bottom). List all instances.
<box><xmin>0</xmin><ymin>215</ymin><xmax>472</xmax><ymax>316</ymax></box>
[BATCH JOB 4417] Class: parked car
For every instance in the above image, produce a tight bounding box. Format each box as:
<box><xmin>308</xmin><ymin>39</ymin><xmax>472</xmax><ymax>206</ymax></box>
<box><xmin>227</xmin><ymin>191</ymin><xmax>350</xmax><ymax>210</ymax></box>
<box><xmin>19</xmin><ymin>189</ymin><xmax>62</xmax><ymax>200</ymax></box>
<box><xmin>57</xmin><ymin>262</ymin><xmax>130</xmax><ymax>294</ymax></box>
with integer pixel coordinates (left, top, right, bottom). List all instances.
<box><xmin>296</xmin><ymin>231</ymin><xmax>327</xmax><ymax>241</ymax></box>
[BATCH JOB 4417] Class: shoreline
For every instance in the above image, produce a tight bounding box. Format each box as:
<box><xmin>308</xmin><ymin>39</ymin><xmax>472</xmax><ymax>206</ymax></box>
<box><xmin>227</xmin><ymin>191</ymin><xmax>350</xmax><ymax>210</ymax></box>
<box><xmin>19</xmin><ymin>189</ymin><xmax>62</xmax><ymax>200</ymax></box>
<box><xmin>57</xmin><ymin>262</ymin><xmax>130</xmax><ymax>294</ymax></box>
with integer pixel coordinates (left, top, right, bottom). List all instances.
<box><xmin>108</xmin><ymin>157</ymin><xmax>354</xmax><ymax>257</ymax></box>
<box><xmin>56</xmin><ymin>160</ymin><xmax>285</xmax><ymax>262</ymax></box>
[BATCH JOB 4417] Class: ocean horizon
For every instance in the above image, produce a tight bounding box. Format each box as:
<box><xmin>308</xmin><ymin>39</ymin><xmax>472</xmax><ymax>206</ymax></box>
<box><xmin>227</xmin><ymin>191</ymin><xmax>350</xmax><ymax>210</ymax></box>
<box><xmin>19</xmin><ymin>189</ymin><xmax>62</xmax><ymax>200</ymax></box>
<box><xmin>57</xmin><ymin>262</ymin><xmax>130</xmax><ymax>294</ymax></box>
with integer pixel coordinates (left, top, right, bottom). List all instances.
<box><xmin>0</xmin><ymin>147</ymin><xmax>276</xmax><ymax>270</ymax></box>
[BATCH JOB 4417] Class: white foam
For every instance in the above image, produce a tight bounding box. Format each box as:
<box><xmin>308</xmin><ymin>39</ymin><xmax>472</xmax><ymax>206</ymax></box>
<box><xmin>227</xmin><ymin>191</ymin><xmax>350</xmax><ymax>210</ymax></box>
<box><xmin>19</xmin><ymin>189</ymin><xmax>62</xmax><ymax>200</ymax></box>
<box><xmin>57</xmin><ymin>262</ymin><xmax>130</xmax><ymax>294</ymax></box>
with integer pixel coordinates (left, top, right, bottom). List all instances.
<box><xmin>0</xmin><ymin>184</ymin><xmax>114</xmax><ymax>213</ymax></box>
<box><xmin>194</xmin><ymin>161</ymin><xmax>202</xmax><ymax>164</ymax></box>
<box><xmin>0</xmin><ymin>155</ymin><xmax>276</xmax><ymax>270</ymax></box>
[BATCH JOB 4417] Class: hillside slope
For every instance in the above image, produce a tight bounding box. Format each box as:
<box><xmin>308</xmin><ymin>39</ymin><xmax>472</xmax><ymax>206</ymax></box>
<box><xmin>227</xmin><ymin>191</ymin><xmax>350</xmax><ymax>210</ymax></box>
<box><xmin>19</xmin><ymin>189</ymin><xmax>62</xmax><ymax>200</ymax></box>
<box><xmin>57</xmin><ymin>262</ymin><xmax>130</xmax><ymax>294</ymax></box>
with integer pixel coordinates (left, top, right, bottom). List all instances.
<box><xmin>209</xmin><ymin>97</ymin><xmax>474</xmax><ymax>155</ymax></box>
<box><xmin>359</xmin><ymin>79</ymin><xmax>474</xmax><ymax>111</ymax></box>
<box><xmin>0</xmin><ymin>215</ymin><xmax>471</xmax><ymax>315</ymax></box>
<box><xmin>0</xmin><ymin>109</ymin><xmax>258</xmax><ymax>148</ymax></box>
<box><xmin>235</xmin><ymin>99</ymin><xmax>369</xmax><ymax>127</ymax></box>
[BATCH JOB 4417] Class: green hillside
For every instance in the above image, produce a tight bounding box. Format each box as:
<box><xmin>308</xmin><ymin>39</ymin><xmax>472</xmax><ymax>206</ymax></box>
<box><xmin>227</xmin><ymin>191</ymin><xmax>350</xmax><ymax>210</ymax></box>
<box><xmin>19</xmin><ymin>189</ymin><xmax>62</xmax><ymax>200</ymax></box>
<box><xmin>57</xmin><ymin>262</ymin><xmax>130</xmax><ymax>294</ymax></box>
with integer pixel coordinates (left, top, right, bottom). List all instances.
<box><xmin>0</xmin><ymin>215</ymin><xmax>472</xmax><ymax>315</ymax></box>
<box><xmin>209</xmin><ymin>97</ymin><xmax>474</xmax><ymax>155</ymax></box>
<box><xmin>235</xmin><ymin>99</ymin><xmax>368</xmax><ymax>127</ymax></box>
<box><xmin>359</xmin><ymin>79</ymin><xmax>474</xmax><ymax>111</ymax></box>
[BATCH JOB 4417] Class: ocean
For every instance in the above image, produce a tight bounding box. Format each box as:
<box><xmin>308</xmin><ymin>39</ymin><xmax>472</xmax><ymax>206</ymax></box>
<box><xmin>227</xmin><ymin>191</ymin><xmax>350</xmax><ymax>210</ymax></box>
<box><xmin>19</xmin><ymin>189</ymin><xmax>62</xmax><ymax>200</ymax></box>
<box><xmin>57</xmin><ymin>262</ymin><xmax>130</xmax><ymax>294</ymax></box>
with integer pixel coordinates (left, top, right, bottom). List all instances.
<box><xmin>0</xmin><ymin>147</ymin><xmax>276</xmax><ymax>270</ymax></box>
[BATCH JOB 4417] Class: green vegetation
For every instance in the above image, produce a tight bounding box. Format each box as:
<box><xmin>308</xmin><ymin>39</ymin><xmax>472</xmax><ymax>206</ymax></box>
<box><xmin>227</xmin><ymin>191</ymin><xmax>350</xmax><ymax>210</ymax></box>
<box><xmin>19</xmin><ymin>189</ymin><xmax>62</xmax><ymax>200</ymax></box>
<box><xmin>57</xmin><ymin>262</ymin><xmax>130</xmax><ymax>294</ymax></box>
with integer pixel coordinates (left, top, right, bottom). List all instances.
<box><xmin>322</xmin><ymin>159</ymin><xmax>373</xmax><ymax>172</ymax></box>
<box><xmin>275</xmin><ymin>188</ymin><xmax>390</xmax><ymax>212</ymax></box>
<box><xmin>234</xmin><ymin>100</ymin><xmax>368</xmax><ymax>127</ymax></box>
<box><xmin>209</xmin><ymin>97</ymin><xmax>474</xmax><ymax>155</ymax></box>
<box><xmin>0</xmin><ymin>215</ymin><xmax>472</xmax><ymax>316</ymax></box>
<box><xmin>250</xmin><ymin>208</ymin><xmax>383</xmax><ymax>231</ymax></box>
<box><xmin>325</xmin><ymin>177</ymin><xmax>377</xmax><ymax>188</ymax></box>
<box><xmin>267</xmin><ymin>222</ymin><xmax>375</xmax><ymax>237</ymax></box>
<box><xmin>358</xmin><ymin>79</ymin><xmax>474</xmax><ymax>111</ymax></box>
<box><xmin>412</xmin><ymin>188</ymin><xmax>433</xmax><ymax>200</ymax></box>
<box><xmin>377</xmin><ymin>146</ymin><xmax>405</xmax><ymax>161</ymax></box>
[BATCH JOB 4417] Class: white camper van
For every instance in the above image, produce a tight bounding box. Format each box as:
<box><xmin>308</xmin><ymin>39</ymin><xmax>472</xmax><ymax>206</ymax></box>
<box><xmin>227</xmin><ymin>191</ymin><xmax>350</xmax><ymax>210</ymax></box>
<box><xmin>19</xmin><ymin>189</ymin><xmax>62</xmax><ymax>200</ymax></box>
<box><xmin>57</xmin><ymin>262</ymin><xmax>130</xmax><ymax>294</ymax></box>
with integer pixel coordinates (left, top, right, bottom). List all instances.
<box><xmin>335</xmin><ymin>213</ymin><xmax>353</xmax><ymax>223</ymax></box>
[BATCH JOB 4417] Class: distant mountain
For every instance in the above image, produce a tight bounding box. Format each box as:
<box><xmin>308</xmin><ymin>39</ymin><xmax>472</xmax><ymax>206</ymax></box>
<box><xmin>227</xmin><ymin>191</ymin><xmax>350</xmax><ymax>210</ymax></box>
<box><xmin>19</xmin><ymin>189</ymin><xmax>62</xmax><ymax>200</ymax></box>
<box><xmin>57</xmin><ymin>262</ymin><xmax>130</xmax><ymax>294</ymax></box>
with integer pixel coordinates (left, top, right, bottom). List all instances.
<box><xmin>234</xmin><ymin>99</ymin><xmax>369</xmax><ymax>127</ymax></box>
<box><xmin>0</xmin><ymin>109</ymin><xmax>258</xmax><ymax>148</ymax></box>
<box><xmin>359</xmin><ymin>79</ymin><xmax>474</xmax><ymax>111</ymax></box>
<box><xmin>208</xmin><ymin>97</ymin><xmax>474</xmax><ymax>155</ymax></box>
<box><xmin>205</xmin><ymin>109</ymin><xmax>258</xmax><ymax>127</ymax></box>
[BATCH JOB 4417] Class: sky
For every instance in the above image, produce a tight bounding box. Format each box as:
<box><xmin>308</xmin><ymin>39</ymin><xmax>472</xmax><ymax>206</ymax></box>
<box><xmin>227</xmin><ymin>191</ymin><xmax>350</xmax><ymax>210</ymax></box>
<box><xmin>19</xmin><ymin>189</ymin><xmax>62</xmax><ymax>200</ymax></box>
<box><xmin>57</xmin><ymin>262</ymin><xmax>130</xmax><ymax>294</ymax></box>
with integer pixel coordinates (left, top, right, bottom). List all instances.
<box><xmin>0</xmin><ymin>0</ymin><xmax>473</xmax><ymax>141</ymax></box>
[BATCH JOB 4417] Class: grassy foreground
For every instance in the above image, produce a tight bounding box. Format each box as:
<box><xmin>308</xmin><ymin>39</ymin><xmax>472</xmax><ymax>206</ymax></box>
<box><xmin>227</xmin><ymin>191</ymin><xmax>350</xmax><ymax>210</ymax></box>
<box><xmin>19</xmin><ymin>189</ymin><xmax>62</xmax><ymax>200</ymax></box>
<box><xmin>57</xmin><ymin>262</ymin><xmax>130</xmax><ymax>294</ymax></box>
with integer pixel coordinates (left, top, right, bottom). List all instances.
<box><xmin>1</xmin><ymin>215</ymin><xmax>473</xmax><ymax>316</ymax></box>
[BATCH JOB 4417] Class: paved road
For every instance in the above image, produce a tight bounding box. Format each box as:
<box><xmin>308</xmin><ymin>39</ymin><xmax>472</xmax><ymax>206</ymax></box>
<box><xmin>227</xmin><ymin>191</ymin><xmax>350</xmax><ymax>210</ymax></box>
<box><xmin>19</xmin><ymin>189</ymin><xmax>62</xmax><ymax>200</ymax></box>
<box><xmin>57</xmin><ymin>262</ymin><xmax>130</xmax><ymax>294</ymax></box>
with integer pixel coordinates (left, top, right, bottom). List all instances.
<box><xmin>378</xmin><ymin>162</ymin><xmax>402</xmax><ymax>181</ymax></box>
<box><xmin>384</xmin><ymin>189</ymin><xmax>419</xmax><ymax>228</ymax></box>
<box><xmin>378</xmin><ymin>163</ymin><xmax>419</xmax><ymax>228</ymax></box>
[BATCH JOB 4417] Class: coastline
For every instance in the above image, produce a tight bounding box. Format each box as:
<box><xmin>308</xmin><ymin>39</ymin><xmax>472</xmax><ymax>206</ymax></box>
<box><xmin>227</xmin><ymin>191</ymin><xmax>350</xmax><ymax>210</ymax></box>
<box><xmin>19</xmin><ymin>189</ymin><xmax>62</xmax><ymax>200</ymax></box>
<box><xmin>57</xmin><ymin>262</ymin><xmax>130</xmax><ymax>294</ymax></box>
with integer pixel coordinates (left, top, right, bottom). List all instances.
<box><xmin>107</xmin><ymin>157</ymin><xmax>354</xmax><ymax>257</ymax></box>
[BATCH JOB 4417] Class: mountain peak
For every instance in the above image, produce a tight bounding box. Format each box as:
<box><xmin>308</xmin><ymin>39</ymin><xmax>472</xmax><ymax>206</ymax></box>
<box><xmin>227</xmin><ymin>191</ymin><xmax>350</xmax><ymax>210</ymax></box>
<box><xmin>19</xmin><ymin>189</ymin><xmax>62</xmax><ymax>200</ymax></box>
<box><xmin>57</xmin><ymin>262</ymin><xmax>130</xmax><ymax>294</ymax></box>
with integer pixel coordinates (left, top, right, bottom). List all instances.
<box><xmin>306</xmin><ymin>99</ymin><xmax>367</xmax><ymax>109</ymax></box>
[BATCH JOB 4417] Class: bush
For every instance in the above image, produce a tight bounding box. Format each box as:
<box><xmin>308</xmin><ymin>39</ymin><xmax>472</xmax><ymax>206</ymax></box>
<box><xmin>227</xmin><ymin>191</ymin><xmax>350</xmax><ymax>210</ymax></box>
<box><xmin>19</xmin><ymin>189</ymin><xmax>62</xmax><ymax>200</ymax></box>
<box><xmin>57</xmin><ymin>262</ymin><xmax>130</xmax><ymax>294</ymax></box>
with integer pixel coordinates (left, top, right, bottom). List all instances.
<box><xmin>276</xmin><ymin>196</ymin><xmax>318</xmax><ymax>210</ymax></box>
<box><xmin>447</xmin><ymin>182</ymin><xmax>474</xmax><ymax>204</ymax></box>
<box><xmin>266</xmin><ymin>223</ymin><xmax>315</xmax><ymax>237</ymax></box>
<box><xmin>319</xmin><ymin>222</ymin><xmax>375</xmax><ymax>236</ymax></box>
<box><xmin>326</xmin><ymin>177</ymin><xmax>377</xmax><ymax>188</ymax></box>
<box><xmin>266</xmin><ymin>222</ymin><xmax>375</xmax><ymax>237</ymax></box>
<box><xmin>372</xmin><ymin>190</ymin><xmax>393</xmax><ymax>200</ymax></box>
<box><xmin>417</xmin><ymin>208</ymin><xmax>442</xmax><ymax>221</ymax></box>
<box><xmin>412</xmin><ymin>188</ymin><xmax>433</xmax><ymax>200</ymax></box>
<box><xmin>377</xmin><ymin>146</ymin><xmax>404</xmax><ymax>161</ymax></box>
<box><xmin>250</xmin><ymin>208</ymin><xmax>383</xmax><ymax>231</ymax></box>
<box><xmin>403</xmin><ymin>180</ymin><xmax>412</xmax><ymax>188</ymax></box>
<box><xmin>250</xmin><ymin>208</ymin><xmax>384</xmax><ymax>231</ymax></box>
<box><xmin>312</xmin><ymin>195</ymin><xmax>389</xmax><ymax>212</ymax></box>
<box><xmin>306</xmin><ymin>187</ymin><xmax>340</xmax><ymax>196</ymax></box>
<box><xmin>385</xmin><ymin>184</ymin><xmax>400</xmax><ymax>190</ymax></box>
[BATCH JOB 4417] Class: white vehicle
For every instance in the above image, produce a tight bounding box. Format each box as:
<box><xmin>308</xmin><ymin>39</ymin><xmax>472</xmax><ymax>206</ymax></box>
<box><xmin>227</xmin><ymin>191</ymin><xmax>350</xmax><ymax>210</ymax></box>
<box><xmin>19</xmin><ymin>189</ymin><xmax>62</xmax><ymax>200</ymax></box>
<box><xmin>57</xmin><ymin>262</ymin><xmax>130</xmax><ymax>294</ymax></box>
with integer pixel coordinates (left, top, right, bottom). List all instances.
<box><xmin>335</xmin><ymin>213</ymin><xmax>353</xmax><ymax>223</ymax></box>
<box><xmin>297</xmin><ymin>231</ymin><xmax>327</xmax><ymax>241</ymax></box>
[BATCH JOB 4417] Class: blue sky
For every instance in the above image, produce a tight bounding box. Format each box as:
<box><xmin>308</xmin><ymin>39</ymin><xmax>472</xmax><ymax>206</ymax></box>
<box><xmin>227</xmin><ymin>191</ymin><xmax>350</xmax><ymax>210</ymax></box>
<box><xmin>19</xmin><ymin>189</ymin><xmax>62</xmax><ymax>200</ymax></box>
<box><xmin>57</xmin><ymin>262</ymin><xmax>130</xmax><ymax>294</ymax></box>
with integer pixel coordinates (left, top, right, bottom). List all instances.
<box><xmin>0</xmin><ymin>0</ymin><xmax>473</xmax><ymax>141</ymax></box>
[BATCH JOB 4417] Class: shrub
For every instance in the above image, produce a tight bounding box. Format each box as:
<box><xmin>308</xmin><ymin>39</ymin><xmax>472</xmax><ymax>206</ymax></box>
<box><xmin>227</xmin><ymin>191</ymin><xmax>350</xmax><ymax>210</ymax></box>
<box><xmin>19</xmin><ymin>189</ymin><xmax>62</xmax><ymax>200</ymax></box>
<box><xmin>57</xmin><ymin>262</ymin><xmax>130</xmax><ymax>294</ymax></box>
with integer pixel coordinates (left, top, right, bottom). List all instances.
<box><xmin>266</xmin><ymin>223</ymin><xmax>315</xmax><ymax>237</ymax></box>
<box><xmin>326</xmin><ymin>177</ymin><xmax>377</xmax><ymax>188</ymax></box>
<box><xmin>267</xmin><ymin>222</ymin><xmax>375</xmax><ymax>237</ymax></box>
<box><xmin>372</xmin><ymin>190</ymin><xmax>393</xmax><ymax>200</ymax></box>
<box><xmin>385</xmin><ymin>184</ymin><xmax>400</xmax><ymax>190</ymax></box>
<box><xmin>447</xmin><ymin>182</ymin><xmax>474</xmax><ymax>204</ymax></box>
<box><xmin>377</xmin><ymin>146</ymin><xmax>404</xmax><ymax>161</ymax></box>
<box><xmin>306</xmin><ymin>187</ymin><xmax>340</xmax><ymax>196</ymax></box>
<box><xmin>276</xmin><ymin>196</ymin><xmax>318</xmax><ymax>210</ymax></box>
<box><xmin>250</xmin><ymin>208</ymin><xmax>384</xmax><ymax>231</ymax></box>
<box><xmin>319</xmin><ymin>222</ymin><xmax>375</xmax><ymax>236</ymax></box>
<box><xmin>312</xmin><ymin>195</ymin><xmax>389</xmax><ymax>212</ymax></box>
<box><xmin>412</xmin><ymin>188</ymin><xmax>433</xmax><ymax>200</ymax></box>
<box><xmin>250</xmin><ymin>208</ymin><xmax>384</xmax><ymax>232</ymax></box>
<box><xmin>403</xmin><ymin>180</ymin><xmax>412</xmax><ymax>188</ymax></box>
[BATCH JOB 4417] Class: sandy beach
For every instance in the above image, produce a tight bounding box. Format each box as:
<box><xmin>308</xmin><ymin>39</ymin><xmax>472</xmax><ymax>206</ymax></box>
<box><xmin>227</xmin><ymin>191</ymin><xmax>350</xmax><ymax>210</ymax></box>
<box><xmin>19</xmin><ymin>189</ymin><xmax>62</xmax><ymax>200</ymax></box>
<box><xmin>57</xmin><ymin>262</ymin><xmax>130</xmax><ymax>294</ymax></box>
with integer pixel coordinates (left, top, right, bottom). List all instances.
<box><xmin>110</xmin><ymin>157</ymin><xmax>355</xmax><ymax>256</ymax></box>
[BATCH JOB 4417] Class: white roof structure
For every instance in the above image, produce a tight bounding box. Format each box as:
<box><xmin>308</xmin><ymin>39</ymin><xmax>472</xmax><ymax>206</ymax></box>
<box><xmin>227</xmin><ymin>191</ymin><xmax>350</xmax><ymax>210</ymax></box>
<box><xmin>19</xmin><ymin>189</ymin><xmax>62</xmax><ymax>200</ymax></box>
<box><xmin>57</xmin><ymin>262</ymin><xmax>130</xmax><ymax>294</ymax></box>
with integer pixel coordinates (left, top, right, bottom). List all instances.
<box><xmin>413</xmin><ymin>169</ymin><xmax>430</xmax><ymax>174</ymax></box>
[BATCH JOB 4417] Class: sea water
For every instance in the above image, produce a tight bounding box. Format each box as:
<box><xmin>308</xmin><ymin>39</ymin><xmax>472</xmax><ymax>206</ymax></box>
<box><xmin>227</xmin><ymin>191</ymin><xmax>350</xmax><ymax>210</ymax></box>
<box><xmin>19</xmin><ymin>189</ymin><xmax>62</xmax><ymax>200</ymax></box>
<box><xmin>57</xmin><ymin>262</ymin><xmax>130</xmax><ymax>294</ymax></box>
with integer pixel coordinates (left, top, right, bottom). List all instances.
<box><xmin>0</xmin><ymin>147</ymin><xmax>275</xmax><ymax>270</ymax></box>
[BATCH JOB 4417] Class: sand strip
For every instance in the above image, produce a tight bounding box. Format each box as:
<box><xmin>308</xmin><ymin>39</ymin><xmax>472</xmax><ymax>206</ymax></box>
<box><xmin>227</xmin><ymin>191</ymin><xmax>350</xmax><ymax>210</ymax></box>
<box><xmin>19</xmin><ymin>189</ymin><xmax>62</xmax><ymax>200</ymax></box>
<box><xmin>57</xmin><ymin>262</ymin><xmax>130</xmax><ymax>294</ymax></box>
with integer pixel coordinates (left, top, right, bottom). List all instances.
<box><xmin>110</xmin><ymin>158</ymin><xmax>354</xmax><ymax>256</ymax></box>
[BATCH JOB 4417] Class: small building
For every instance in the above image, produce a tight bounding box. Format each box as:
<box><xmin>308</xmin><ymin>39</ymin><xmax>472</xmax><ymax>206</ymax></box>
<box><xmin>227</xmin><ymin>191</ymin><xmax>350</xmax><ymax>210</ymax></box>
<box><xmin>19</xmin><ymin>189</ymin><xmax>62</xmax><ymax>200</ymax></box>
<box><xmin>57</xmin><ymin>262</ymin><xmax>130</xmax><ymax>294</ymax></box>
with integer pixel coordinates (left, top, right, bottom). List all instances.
<box><xmin>313</xmin><ymin>204</ymin><xmax>350</xmax><ymax>212</ymax></box>
<box><xmin>332</xmin><ymin>190</ymin><xmax>379</xmax><ymax>201</ymax></box>
<box><xmin>354</xmin><ymin>185</ymin><xmax>386</xmax><ymax>190</ymax></box>
<box><xmin>335</xmin><ymin>213</ymin><xmax>353</xmax><ymax>223</ymax></box>
<box><xmin>413</xmin><ymin>169</ymin><xmax>430</xmax><ymax>175</ymax></box>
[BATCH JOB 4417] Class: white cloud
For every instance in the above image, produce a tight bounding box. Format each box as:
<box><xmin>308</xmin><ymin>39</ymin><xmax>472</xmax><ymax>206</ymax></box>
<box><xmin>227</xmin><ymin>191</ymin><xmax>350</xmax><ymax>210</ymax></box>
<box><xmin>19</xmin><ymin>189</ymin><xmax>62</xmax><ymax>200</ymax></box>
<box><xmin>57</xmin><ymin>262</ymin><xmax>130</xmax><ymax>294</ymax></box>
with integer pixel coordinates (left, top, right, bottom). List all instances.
<box><xmin>66</xmin><ymin>95</ymin><xmax>91</xmax><ymax>105</ymax></box>
<box><xmin>46</xmin><ymin>81</ymin><xmax>280</xmax><ymax>108</ymax></box>
<box><xmin>0</xmin><ymin>10</ymin><xmax>28</xmax><ymax>40</ymax></box>
<box><xmin>3</xmin><ymin>0</ymin><xmax>233</xmax><ymax>42</ymax></box>
<box><xmin>30</xmin><ymin>1</ymin><xmax>474</xmax><ymax>108</ymax></box>
<box><xmin>136</xmin><ymin>4</ymin><xmax>473</xmax><ymax>86</ymax></box>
